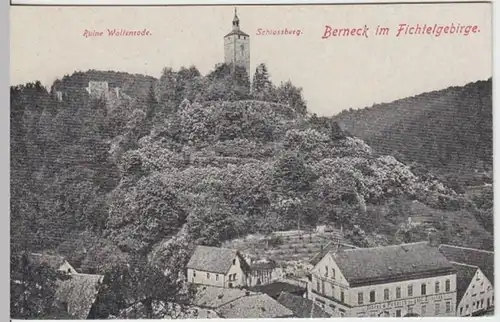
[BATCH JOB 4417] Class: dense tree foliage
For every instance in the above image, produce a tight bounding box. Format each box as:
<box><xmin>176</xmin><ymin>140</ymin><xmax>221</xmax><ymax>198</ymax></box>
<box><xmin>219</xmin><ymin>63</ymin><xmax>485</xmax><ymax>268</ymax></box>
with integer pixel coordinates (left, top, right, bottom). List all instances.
<box><xmin>10</xmin><ymin>66</ymin><xmax>493</xmax><ymax>317</ymax></box>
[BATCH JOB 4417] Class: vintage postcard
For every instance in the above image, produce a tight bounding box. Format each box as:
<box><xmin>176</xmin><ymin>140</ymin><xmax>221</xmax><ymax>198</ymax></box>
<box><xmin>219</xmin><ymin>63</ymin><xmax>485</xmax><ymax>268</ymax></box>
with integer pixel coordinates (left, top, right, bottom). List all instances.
<box><xmin>10</xmin><ymin>2</ymin><xmax>493</xmax><ymax>320</ymax></box>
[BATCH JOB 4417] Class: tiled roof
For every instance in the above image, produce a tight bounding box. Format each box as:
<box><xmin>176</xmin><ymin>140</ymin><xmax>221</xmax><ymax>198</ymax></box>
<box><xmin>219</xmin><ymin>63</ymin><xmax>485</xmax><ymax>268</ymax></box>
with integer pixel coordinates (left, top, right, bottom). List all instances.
<box><xmin>187</xmin><ymin>245</ymin><xmax>244</xmax><ymax>274</ymax></box>
<box><xmin>28</xmin><ymin>253</ymin><xmax>67</xmax><ymax>270</ymax></box>
<box><xmin>332</xmin><ymin>242</ymin><xmax>455</xmax><ymax>286</ymax></box>
<box><xmin>310</xmin><ymin>242</ymin><xmax>357</xmax><ymax>266</ymax></box>
<box><xmin>277</xmin><ymin>291</ymin><xmax>331</xmax><ymax>318</ymax></box>
<box><xmin>438</xmin><ymin>244</ymin><xmax>494</xmax><ymax>286</ymax></box>
<box><xmin>218</xmin><ymin>293</ymin><xmax>294</xmax><ymax>318</ymax></box>
<box><xmin>249</xmin><ymin>282</ymin><xmax>306</xmax><ymax>299</ymax></box>
<box><xmin>192</xmin><ymin>285</ymin><xmax>255</xmax><ymax>309</ymax></box>
<box><xmin>55</xmin><ymin>273</ymin><xmax>103</xmax><ymax>319</ymax></box>
<box><xmin>452</xmin><ymin>263</ymin><xmax>479</xmax><ymax>304</ymax></box>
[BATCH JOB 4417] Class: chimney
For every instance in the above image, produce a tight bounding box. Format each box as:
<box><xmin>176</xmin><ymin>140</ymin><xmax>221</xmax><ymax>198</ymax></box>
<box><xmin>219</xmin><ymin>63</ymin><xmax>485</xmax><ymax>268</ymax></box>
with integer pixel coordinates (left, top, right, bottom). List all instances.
<box><xmin>427</xmin><ymin>230</ymin><xmax>440</xmax><ymax>247</ymax></box>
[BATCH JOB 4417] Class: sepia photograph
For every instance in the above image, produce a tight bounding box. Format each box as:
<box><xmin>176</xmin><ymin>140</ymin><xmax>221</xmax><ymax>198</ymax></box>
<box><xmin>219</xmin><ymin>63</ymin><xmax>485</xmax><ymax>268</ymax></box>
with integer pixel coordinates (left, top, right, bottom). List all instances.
<box><xmin>10</xmin><ymin>2</ymin><xmax>493</xmax><ymax>319</ymax></box>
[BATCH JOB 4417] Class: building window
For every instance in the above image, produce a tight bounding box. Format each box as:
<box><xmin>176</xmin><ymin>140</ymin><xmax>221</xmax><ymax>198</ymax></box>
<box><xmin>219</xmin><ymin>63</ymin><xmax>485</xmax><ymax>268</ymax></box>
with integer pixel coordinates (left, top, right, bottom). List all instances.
<box><xmin>233</xmin><ymin>273</ymin><xmax>237</xmax><ymax>280</ymax></box>
<box><xmin>233</xmin><ymin>259</ymin><xmax>236</xmax><ymax>265</ymax></box>
<box><xmin>358</xmin><ymin>292</ymin><xmax>364</xmax><ymax>304</ymax></box>
<box><xmin>325</xmin><ymin>266</ymin><xmax>329</xmax><ymax>277</ymax></box>
<box><xmin>396</xmin><ymin>287</ymin><xmax>401</xmax><ymax>299</ymax></box>
<box><xmin>321</xmin><ymin>281</ymin><xmax>325</xmax><ymax>294</ymax></box>
<box><xmin>407</xmin><ymin>284</ymin><xmax>413</xmax><ymax>297</ymax></box>
<box><xmin>460</xmin><ymin>307</ymin><xmax>463</xmax><ymax>315</ymax></box>
<box><xmin>193</xmin><ymin>270</ymin><xmax>196</xmax><ymax>277</ymax></box>
<box><xmin>481</xmin><ymin>299</ymin><xmax>484</xmax><ymax>308</ymax></box>
<box><xmin>316</xmin><ymin>280</ymin><xmax>320</xmax><ymax>292</ymax></box>
<box><xmin>435</xmin><ymin>303</ymin><xmax>440</xmax><ymax>314</ymax></box>
<box><xmin>445</xmin><ymin>279</ymin><xmax>450</xmax><ymax>292</ymax></box>
<box><xmin>421</xmin><ymin>305</ymin><xmax>427</xmax><ymax>316</ymax></box>
<box><xmin>207</xmin><ymin>272</ymin><xmax>210</xmax><ymax>279</ymax></box>
<box><xmin>341</xmin><ymin>291</ymin><xmax>345</xmax><ymax>303</ymax></box>
<box><xmin>384</xmin><ymin>288</ymin><xmax>390</xmax><ymax>301</ymax></box>
<box><xmin>395</xmin><ymin>309</ymin><xmax>401</xmax><ymax>317</ymax></box>
<box><xmin>446</xmin><ymin>301</ymin><xmax>451</xmax><ymax>313</ymax></box>
<box><xmin>435</xmin><ymin>281</ymin><xmax>440</xmax><ymax>293</ymax></box>
<box><xmin>421</xmin><ymin>283</ymin><xmax>427</xmax><ymax>295</ymax></box>
<box><xmin>216</xmin><ymin>274</ymin><xmax>219</xmax><ymax>281</ymax></box>
<box><xmin>370</xmin><ymin>290</ymin><xmax>376</xmax><ymax>303</ymax></box>
<box><xmin>332</xmin><ymin>268</ymin><xmax>336</xmax><ymax>280</ymax></box>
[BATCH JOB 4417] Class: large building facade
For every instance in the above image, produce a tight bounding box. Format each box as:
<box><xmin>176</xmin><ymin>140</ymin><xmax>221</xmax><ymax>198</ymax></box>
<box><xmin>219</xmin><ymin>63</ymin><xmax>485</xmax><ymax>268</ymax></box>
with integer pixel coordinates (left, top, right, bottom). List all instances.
<box><xmin>224</xmin><ymin>8</ymin><xmax>250</xmax><ymax>76</ymax></box>
<box><xmin>308</xmin><ymin>242</ymin><xmax>457</xmax><ymax>317</ymax></box>
<box><xmin>439</xmin><ymin>244</ymin><xmax>495</xmax><ymax>316</ymax></box>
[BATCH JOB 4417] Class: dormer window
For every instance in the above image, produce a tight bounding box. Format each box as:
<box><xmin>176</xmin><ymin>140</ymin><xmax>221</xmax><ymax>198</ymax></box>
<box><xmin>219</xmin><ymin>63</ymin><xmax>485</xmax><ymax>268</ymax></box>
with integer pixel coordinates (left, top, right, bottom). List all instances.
<box><xmin>325</xmin><ymin>266</ymin><xmax>329</xmax><ymax>277</ymax></box>
<box><xmin>233</xmin><ymin>259</ymin><xmax>236</xmax><ymax>265</ymax></box>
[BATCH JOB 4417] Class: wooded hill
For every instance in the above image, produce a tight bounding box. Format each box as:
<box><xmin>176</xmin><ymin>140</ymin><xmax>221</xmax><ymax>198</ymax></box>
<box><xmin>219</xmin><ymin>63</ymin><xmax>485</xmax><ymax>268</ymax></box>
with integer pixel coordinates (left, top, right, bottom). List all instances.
<box><xmin>10</xmin><ymin>65</ymin><xmax>494</xmax><ymax>318</ymax></box>
<box><xmin>333</xmin><ymin>78</ymin><xmax>493</xmax><ymax>190</ymax></box>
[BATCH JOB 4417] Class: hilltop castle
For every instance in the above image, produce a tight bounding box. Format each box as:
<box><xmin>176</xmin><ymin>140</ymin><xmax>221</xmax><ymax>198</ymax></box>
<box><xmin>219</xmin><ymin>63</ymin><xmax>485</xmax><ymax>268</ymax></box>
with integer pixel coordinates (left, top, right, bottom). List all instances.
<box><xmin>224</xmin><ymin>8</ymin><xmax>250</xmax><ymax>76</ymax></box>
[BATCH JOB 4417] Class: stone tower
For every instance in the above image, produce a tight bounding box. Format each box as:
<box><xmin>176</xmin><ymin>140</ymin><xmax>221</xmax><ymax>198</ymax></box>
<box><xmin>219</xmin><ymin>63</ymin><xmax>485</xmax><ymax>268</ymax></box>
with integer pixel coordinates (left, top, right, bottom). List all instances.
<box><xmin>224</xmin><ymin>8</ymin><xmax>250</xmax><ymax>76</ymax></box>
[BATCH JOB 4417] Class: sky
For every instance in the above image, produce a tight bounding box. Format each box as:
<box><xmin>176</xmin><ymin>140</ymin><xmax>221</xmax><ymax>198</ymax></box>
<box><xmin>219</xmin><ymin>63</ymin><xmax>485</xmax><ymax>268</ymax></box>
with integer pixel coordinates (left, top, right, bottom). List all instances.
<box><xmin>10</xmin><ymin>3</ymin><xmax>492</xmax><ymax>116</ymax></box>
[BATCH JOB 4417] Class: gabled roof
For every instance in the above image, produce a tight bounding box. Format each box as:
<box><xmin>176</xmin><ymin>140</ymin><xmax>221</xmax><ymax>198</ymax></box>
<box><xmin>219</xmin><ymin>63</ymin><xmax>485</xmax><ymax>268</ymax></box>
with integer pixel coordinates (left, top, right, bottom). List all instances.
<box><xmin>310</xmin><ymin>242</ymin><xmax>357</xmax><ymax>266</ymax></box>
<box><xmin>249</xmin><ymin>281</ymin><xmax>306</xmax><ymax>299</ymax></box>
<box><xmin>438</xmin><ymin>244</ymin><xmax>494</xmax><ymax>286</ymax></box>
<box><xmin>192</xmin><ymin>285</ymin><xmax>255</xmax><ymax>309</ymax></box>
<box><xmin>452</xmin><ymin>263</ymin><xmax>479</xmax><ymax>304</ymax></box>
<box><xmin>55</xmin><ymin>273</ymin><xmax>103</xmax><ymax>319</ymax></box>
<box><xmin>187</xmin><ymin>245</ymin><xmax>247</xmax><ymax>274</ymax></box>
<box><xmin>330</xmin><ymin>242</ymin><xmax>455</xmax><ymax>287</ymax></box>
<box><xmin>218</xmin><ymin>293</ymin><xmax>294</xmax><ymax>318</ymax></box>
<box><xmin>277</xmin><ymin>291</ymin><xmax>331</xmax><ymax>318</ymax></box>
<box><xmin>28</xmin><ymin>253</ymin><xmax>69</xmax><ymax>270</ymax></box>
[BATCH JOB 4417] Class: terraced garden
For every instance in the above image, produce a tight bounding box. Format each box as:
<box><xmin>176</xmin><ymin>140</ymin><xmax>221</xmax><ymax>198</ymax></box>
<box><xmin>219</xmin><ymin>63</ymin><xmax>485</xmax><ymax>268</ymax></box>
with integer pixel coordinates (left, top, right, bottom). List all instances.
<box><xmin>223</xmin><ymin>230</ymin><xmax>345</xmax><ymax>265</ymax></box>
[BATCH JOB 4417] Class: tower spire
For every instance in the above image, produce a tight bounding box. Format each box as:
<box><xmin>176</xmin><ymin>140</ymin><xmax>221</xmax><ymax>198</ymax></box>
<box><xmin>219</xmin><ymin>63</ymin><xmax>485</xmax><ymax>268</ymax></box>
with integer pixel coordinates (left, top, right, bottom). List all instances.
<box><xmin>232</xmin><ymin>7</ymin><xmax>240</xmax><ymax>30</ymax></box>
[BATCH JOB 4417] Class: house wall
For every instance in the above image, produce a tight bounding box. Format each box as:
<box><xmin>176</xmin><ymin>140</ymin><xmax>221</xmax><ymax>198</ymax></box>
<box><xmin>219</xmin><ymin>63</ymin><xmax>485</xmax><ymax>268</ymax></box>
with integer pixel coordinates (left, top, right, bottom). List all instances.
<box><xmin>187</xmin><ymin>268</ymin><xmax>225</xmax><ymax>288</ymax></box>
<box><xmin>247</xmin><ymin>267</ymin><xmax>283</xmax><ymax>286</ymax></box>
<box><xmin>226</xmin><ymin>255</ymin><xmax>246</xmax><ymax>287</ymax></box>
<box><xmin>308</xmin><ymin>253</ymin><xmax>457</xmax><ymax>317</ymax></box>
<box><xmin>187</xmin><ymin>255</ymin><xmax>246</xmax><ymax>288</ymax></box>
<box><xmin>457</xmin><ymin>268</ymin><xmax>494</xmax><ymax>316</ymax></box>
<box><xmin>347</xmin><ymin>273</ymin><xmax>457</xmax><ymax>317</ymax></box>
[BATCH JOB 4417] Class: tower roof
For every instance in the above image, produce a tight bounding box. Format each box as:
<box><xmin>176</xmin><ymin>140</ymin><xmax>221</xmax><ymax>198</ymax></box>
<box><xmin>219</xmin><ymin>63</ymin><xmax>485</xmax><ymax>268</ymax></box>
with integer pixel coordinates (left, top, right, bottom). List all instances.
<box><xmin>225</xmin><ymin>7</ymin><xmax>249</xmax><ymax>38</ymax></box>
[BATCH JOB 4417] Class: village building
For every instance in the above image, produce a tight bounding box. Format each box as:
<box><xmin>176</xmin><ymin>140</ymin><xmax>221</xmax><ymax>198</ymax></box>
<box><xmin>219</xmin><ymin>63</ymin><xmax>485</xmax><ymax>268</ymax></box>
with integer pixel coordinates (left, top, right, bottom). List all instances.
<box><xmin>250</xmin><ymin>281</ymin><xmax>307</xmax><ymax>300</ymax></box>
<box><xmin>223</xmin><ymin>8</ymin><xmax>250</xmax><ymax>76</ymax></box>
<box><xmin>27</xmin><ymin>253</ymin><xmax>78</xmax><ymax>275</ymax></box>
<box><xmin>308</xmin><ymin>241</ymin><xmax>457</xmax><ymax>317</ymax></box>
<box><xmin>192</xmin><ymin>285</ymin><xmax>294</xmax><ymax>318</ymax></box>
<box><xmin>438</xmin><ymin>244</ymin><xmax>494</xmax><ymax>316</ymax></box>
<box><xmin>246</xmin><ymin>259</ymin><xmax>283</xmax><ymax>286</ymax></box>
<box><xmin>277</xmin><ymin>291</ymin><xmax>333</xmax><ymax>318</ymax></box>
<box><xmin>186</xmin><ymin>245</ymin><xmax>250</xmax><ymax>288</ymax></box>
<box><xmin>55</xmin><ymin>273</ymin><xmax>104</xmax><ymax>319</ymax></box>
